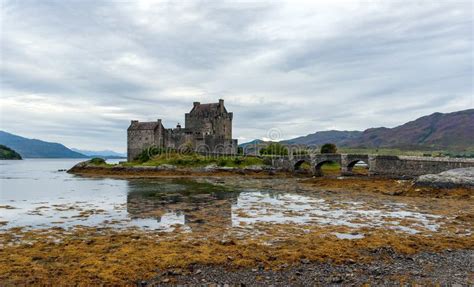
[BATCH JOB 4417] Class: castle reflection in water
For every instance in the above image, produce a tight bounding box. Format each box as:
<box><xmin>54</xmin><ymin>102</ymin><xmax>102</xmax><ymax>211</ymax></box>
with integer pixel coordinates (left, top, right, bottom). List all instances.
<box><xmin>125</xmin><ymin>179</ymin><xmax>241</xmax><ymax>231</ymax></box>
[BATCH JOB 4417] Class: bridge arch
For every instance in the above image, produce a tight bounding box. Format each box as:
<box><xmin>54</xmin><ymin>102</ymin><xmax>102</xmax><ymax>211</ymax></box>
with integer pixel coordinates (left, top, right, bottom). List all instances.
<box><xmin>314</xmin><ymin>160</ymin><xmax>340</xmax><ymax>176</ymax></box>
<box><xmin>346</xmin><ymin>160</ymin><xmax>369</xmax><ymax>175</ymax></box>
<box><xmin>342</xmin><ymin>154</ymin><xmax>370</xmax><ymax>175</ymax></box>
<box><xmin>294</xmin><ymin>159</ymin><xmax>312</xmax><ymax>174</ymax></box>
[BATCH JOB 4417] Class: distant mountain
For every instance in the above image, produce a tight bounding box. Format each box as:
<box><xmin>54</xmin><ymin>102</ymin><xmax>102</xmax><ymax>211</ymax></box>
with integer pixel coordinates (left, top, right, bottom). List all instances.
<box><xmin>344</xmin><ymin>109</ymin><xmax>474</xmax><ymax>151</ymax></box>
<box><xmin>71</xmin><ymin>148</ymin><xmax>126</xmax><ymax>158</ymax></box>
<box><xmin>282</xmin><ymin>130</ymin><xmax>362</xmax><ymax>146</ymax></box>
<box><xmin>0</xmin><ymin>145</ymin><xmax>22</xmax><ymax>160</ymax></box>
<box><xmin>238</xmin><ymin>139</ymin><xmax>265</xmax><ymax>148</ymax></box>
<box><xmin>0</xmin><ymin>131</ymin><xmax>86</xmax><ymax>158</ymax></box>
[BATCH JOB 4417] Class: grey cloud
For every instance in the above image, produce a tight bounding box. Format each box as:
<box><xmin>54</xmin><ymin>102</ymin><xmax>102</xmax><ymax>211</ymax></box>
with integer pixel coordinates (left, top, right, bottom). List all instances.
<box><xmin>0</xmin><ymin>0</ymin><xmax>472</xmax><ymax>151</ymax></box>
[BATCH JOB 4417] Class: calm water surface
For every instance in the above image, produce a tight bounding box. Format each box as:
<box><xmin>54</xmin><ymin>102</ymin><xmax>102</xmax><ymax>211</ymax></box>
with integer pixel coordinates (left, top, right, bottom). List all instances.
<box><xmin>0</xmin><ymin>159</ymin><xmax>442</xmax><ymax>235</ymax></box>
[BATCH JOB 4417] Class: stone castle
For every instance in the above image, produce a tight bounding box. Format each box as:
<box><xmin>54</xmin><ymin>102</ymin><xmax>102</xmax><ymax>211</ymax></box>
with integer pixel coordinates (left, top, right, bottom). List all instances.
<box><xmin>127</xmin><ymin>99</ymin><xmax>238</xmax><ymax>161</ymax></box>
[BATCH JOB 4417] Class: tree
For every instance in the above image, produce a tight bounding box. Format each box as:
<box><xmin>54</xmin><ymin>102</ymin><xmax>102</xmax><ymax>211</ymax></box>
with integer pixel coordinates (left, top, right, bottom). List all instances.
<box><xmin>320</xmin><ymin>143</ymin><xmax>337</xmax><ymax>154</ymax></box>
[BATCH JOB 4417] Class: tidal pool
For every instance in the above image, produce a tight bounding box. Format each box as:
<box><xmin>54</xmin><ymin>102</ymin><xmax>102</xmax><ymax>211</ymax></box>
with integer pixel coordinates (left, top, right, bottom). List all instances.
<box><xmin>0</xmin><ymin>159</ymin><xmax>449</xmax><ymax>235</ymax></box>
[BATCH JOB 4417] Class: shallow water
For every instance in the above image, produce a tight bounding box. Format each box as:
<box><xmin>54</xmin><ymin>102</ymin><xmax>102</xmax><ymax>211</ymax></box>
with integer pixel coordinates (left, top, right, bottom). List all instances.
<box><xmin>0</xmin><ymin>159</ymin><xmax>445</xmax><ymax>235</ymax></box>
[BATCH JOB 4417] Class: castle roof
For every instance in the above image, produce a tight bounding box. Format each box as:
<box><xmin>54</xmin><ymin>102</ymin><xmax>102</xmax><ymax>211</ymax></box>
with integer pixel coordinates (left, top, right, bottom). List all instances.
<box><xmin>128</xmin><ymin>121</ymin><xmax>162</xmax><ymax>130</ymax></box>
<box><xmin>189</xmin><ymin>102</ymin><xmax>227</xmax><ymax>116</ymax></box>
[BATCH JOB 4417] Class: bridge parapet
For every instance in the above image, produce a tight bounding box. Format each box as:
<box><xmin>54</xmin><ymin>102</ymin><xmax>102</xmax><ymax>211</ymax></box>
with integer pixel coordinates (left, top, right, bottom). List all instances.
<box><xmin>398</xmin><ymin>156</ymin><xmax>474</xmax><ymax>163</ymax></box>
<box><xmin>370</xmin><ymin>155</ymin><xmax>474</xmax><ymax>177</ymax></box>
<box><xmin>264</xmin><ymin>153</ymin><xmax>474</xmax><ymax>178</ymax></box>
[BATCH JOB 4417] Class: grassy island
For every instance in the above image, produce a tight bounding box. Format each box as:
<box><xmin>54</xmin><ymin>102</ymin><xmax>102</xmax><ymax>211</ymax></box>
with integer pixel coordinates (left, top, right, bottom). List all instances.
<box><xmin>69</xmin><ymin>150</ymin><xmax>360</xmax><ymax>178</ymax></box>
<box><xmin>68</xmin><ymin>152</ymin><xmax>272</xmax><ymax>178</ymax></box>
<box><xmin>0</xmin><ymin>145</ymin><xmax>22</xmax><ymax>160</ymax></box>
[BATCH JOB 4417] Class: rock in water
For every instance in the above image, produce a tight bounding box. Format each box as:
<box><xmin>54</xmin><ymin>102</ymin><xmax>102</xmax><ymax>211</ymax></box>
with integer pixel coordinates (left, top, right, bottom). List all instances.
<box><xmin>415</xmin><ymin>167</ymin><xmax>474</xmax><ymax>188</ymax></box>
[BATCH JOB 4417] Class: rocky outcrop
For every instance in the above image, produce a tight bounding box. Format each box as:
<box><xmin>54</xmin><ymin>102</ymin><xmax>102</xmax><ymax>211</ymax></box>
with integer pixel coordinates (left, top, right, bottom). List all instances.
<box><xmin>415</xmin><ymin>168</ymin><xmax>474</xmax><ymax>188</ymax></box>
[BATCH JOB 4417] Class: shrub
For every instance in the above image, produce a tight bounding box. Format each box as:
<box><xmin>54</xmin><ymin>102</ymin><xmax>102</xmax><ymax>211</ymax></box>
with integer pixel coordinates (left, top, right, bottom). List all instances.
<box><xmin>179</xmin><ymin>141</ymin><xmax>194</xmax><ymax>154</ymax></box>
<box><xmin>89</xmin><ymin>157</ymin><xmax>106</xmax><ymax>165</ymax></box>
<box><xmin>136</xmin><ymin>147</ymin><xmax>155</xmax><ymax>162</ymax></box>
<box><xmin>233</xmin><ymin>157</ymin><xmax>243</xmax><ymax>165</ymax></box>
<box><xmin>136</xmin><ymin>146</ymin><xmax>177</xmax><ymax>162</ymax></box>
<box><xmin>217</xmin><ymin>158</ymin><xmax>229</xmax><ymax>167</ymax></box>
<box><xmin>320</xmin><ymin>143</ymin><xmax>337</xmax><ymax>154</ymax></box>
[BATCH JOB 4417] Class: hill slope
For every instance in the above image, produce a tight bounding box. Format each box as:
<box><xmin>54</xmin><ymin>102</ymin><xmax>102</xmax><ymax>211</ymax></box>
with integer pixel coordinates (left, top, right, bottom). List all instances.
<box><xmin>244</xmin><ymin>109</ymin><xmax>473</xmax><ymax>153</ymax></box>
<box><xmin>344</xmin><ymin>109</ymin><xmax>474</xmax><ymax>151</ymax></box>
<box><xmin>0</xmin><ymin>131</ymin><xmax>86</xmax><ymax>158</ymax></box>
<box><xmin>283</xmin><ymin>130</ymin><xmax>362</xmax><ymax>146</ymax></box>
<box><xmin>0</xmin><ymin>145</ymin><xmax>22</xmax><ymax>160</ymax></box>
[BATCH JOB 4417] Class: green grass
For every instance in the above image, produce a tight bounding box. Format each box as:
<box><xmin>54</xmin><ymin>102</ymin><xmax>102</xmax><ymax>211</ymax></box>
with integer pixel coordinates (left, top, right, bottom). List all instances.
<box><xmin>318</xmin><ymin>162</ymin><xmax>341</xmax><ymax>175</ymax></box>
<box><xmin>86</xmin><ymin>157</ymin><xmax>117</xmax><ymax>167</ymax></box>
<box><xmin>124</xmin><ymin>153</ymin><xmax>265</xmax><ymax>168</ymax></box>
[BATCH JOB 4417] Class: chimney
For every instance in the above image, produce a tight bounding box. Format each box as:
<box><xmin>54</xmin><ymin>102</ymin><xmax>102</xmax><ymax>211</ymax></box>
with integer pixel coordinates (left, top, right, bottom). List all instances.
<box><xmin>219</xmin><ymin>99</ymin><xmax>224</xmax><ymax>113</ymax></box>
<box><xmin>193</xmin><ymin>102</ymin><xmax>200</xmax><ymax>107</ymax></box>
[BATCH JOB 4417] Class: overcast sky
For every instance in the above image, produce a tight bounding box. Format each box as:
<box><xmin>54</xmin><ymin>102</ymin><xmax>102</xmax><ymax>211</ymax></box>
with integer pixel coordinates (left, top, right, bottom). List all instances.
<box><xmin>1</xmin><ymin>0</ymin><xmax>472</xmax><ymax>152</ymax></box>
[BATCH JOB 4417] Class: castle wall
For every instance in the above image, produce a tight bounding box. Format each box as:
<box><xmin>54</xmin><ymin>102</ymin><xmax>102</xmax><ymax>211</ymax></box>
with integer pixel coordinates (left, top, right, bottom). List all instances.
<box><xmin>163</xmin><ymin>129</ymin><xmax>194</xmax><ymax>150</ymax></box>
<box><xmin>185</xmin><ymin>113</ymin><xmax>210</xmax><ymax>135</ymax></box>
<box><xmin>127</xmin><ymin>120</ymin><xmax>165</xmax><ymax>161</ymax></box>
<box><xmin>213</xmin><ymin>113</ymin><xmax>233</xmax><ymax>139</ymax></box>
<box><xmin>184</xmin><ymin>113</ymin><xmax>233</xmax><ymax>140</ymax></box>
<box><xmin>127</xmin><ymin>129</ymin><xmax>156</xmax><ymax>161</ymax></box>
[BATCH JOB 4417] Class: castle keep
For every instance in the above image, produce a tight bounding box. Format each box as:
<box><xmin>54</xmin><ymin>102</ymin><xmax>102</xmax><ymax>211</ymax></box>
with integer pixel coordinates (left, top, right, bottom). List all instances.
<box><xmin>127</xmin><ymin>99</ymin><xmax>238</xmax><ymax>161</ymax></box>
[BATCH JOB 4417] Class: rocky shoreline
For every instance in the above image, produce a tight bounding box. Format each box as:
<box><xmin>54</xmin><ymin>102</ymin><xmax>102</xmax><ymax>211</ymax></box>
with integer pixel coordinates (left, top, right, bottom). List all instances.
<box><xmin>144</xmin><ymin>249</ymin><xmax>474</xmax><ymax>286</ymax></box>
<box><xmin>69</xmin><ymin>160</ymin><xmax>474</xmax><ymax>192</ymax></box>
<box><xmin>67</xmin><ymin>160</ymin><xmax>289</xmax><ymax>178</ymax></box>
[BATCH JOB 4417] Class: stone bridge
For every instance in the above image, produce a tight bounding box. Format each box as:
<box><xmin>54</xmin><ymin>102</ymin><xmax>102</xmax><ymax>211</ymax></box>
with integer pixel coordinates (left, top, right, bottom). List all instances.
<box><xmin>268</xmin><ymin>154</ymin><xmax>474</xmax><ymax>178</ymax></box>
